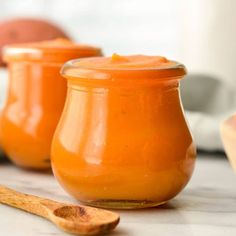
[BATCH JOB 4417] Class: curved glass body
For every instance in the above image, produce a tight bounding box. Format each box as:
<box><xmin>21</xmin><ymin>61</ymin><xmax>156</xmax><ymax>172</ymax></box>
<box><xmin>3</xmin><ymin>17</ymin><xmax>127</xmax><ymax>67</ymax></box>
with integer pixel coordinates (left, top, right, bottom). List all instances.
<box><xmin>51</xmin><ymin>55</ymin><xmax>196</xmax><ymax>208</ymax></box>
<box><xmin>1</xmin><ymin>39</ymin><xmax>102</xmax><ymax>169</ymax></box>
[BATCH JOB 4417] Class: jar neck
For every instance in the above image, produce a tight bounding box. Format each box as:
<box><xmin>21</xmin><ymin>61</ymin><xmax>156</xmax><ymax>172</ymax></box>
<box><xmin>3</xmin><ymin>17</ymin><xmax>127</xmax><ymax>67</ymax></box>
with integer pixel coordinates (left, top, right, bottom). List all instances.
<box><xmin>62</xmin><ymin>59</ymin><xmax>186</xmax><ymax>89</ymax></box>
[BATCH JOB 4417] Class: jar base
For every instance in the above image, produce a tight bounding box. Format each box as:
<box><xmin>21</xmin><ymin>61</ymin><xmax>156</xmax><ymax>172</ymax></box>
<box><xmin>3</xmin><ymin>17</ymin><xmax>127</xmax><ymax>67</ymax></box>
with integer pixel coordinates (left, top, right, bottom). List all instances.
<box><xmin>81</xmin><ymin>199</ymin><xmax>167</xmax><ymax>209</ymax></box>
<box><xmin>9</xmin><ymin>159</ymin><xmax>51</xmax><ymax>172</ymax></box>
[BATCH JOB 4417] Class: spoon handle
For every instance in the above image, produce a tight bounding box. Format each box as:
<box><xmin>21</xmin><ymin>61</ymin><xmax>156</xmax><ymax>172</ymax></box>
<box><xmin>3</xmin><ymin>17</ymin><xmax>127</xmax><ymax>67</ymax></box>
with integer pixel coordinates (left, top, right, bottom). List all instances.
<box><xmin>0</xmin><ymin>184</ymin><xmax>57</xmax><ymax>218</ymax></box>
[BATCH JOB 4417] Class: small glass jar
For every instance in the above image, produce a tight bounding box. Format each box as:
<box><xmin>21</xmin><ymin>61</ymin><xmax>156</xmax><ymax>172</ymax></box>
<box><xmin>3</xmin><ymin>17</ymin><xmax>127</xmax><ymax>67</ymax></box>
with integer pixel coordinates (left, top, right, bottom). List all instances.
<box><xmin>51</xmin><ymin>55</ymin><xmax>196</xmax><ymax>209</ymax></box>
<box><xmin>1</xmin><ymin>39</ymin><xmax>102</xmax><ymax>169</ymax></box>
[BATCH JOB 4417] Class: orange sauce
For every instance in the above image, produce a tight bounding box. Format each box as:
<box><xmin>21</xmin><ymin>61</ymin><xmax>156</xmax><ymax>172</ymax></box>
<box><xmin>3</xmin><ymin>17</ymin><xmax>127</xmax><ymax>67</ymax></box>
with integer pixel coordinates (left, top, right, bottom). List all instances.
<box><xmin>51</xmin><ymin>54</ymin><xmax>196</xmax><ymax>208</ymax></box>
<box><xmin>1</xmin><ymin>39</ymin><xmax>102</xmax><ymax>169</ymax></box>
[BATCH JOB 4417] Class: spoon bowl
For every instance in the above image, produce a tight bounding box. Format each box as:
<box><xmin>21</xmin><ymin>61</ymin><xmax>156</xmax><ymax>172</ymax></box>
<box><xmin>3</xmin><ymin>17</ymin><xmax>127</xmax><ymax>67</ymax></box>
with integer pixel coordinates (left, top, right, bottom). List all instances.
<box><xmin>50</xmin><ymin>205</ymin><xmax>120</xmax><ymax>235</ymax></box>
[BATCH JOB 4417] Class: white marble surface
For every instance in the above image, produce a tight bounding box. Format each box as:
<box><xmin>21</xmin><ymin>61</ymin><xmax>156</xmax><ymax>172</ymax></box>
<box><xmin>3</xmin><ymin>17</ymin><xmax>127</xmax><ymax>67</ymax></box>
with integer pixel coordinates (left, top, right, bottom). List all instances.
<box><xmin>0</xmin><ymin>154</ymin><xmax>236</xmax><ymax>236</ymax></box>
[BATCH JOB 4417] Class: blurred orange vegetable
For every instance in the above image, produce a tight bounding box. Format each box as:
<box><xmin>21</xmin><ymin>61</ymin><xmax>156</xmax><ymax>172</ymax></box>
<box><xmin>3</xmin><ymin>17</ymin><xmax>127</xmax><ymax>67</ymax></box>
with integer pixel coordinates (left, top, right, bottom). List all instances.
<box><xmin>0</xmin><ymin>18</ymin><xmax>70</xmax><ymax>66</ymax></box>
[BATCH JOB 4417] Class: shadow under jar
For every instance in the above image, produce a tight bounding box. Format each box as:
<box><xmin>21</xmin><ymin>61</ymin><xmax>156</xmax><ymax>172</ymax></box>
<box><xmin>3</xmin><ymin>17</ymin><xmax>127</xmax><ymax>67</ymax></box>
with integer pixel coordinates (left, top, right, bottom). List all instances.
<box><xmin>51</xmin><ymin>54</ymin><xmax>196</xmax><ymax>209</ymax></box>
<box><xmin>1</xmin><ymin>39</ymin><xmax>102</xmax><ymax>170</ymax></box>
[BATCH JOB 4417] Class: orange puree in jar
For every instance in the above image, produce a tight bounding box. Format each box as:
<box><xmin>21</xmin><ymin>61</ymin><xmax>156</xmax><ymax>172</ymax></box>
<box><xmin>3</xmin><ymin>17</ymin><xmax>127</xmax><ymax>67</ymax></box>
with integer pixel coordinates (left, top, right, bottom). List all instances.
<box><xmin>78</xmin><ymin>53</ymin><xmax>173</xmax><ymax>68</ymax></box>
<box><xmin>51</xmin><ymin>54</ymin><xmax>196</xmax><ymax>209</ymax></box>
<box><xmin>1</xmin><ymin>39</ymin><xmax>102</xmax><ymax>170</ymax></box>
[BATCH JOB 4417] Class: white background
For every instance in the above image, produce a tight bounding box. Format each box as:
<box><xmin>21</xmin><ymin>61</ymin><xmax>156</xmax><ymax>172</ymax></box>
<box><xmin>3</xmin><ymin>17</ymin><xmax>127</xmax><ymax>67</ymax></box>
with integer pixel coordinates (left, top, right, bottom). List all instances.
<box><xmin>0</xmin><ymin>0</ymin><xmax>181</xmax><ymax>58</ymax></box>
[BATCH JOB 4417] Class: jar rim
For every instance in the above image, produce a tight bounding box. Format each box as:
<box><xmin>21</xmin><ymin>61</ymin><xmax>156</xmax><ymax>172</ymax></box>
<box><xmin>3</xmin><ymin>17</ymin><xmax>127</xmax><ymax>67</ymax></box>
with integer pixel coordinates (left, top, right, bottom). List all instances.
<box><xmin>61</xmin><ymin>57</ymin><xmax>187</xmax><ymax>82</ymax></box>
<box><xmin>3</xmin><ymin>42</ymin><xmax>102</xmax><ymax>63</ymax></box>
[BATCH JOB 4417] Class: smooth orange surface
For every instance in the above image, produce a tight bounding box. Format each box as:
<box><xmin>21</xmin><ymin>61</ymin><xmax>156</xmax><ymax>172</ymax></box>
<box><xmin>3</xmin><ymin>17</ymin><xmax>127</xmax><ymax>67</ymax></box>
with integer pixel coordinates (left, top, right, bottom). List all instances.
<box><xmin>1</xmin><ymin>39</ymin><xmax>101</xmax><ymax>169</ymax></box>
<box><xmin>51</xmin><ymin>55</ymin><xmax>196</xmax><ymax>208</ymax></box>
<box><xmin>75</xmin><ymin>53</ymin><xmax>174</xmax><ymax>68</ymax></box>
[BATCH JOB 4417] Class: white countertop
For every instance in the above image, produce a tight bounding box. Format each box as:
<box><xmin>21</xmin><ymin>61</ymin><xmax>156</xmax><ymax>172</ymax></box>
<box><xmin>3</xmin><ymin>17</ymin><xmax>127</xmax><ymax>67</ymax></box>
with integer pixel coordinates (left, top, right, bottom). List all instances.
<box><xmin>0</xmin><ymin>154</ymin><xmax>236</xmax><ymax>236</ymax></box>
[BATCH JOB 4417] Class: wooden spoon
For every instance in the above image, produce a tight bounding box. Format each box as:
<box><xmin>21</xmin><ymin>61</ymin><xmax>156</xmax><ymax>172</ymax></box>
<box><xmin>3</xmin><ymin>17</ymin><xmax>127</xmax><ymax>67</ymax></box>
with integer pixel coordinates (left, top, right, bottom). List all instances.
<box><xmin>0</xmin><ymin>185</ymin><xmax>120</xmax><ymax>235</ymax></box>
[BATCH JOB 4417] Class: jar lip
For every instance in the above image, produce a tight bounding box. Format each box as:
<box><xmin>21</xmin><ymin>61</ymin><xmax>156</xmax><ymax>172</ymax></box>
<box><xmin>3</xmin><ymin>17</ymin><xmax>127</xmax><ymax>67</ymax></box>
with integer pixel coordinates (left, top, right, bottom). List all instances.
<box><xmin>61</xmin><ymin>57</ymin><xmax>187</xmax><ymax>81</ymax></box>
<box><xmin>3</xmin><ymin>44</ymin><xmax>102</xmax><ymax>63</ymax></box>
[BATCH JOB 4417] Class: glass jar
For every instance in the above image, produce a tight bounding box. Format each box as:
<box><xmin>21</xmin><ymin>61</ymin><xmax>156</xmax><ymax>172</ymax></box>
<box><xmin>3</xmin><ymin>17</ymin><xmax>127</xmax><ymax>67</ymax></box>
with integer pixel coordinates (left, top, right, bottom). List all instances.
<box><xmin>1</xmin><ymin>39</ymin><xmax>102</xmax><ymax>169</ymax></box>
<box><xmin>51</xmin><ymin>55</ymin><xmax>196</xmax><ymax>209</ymax></box>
